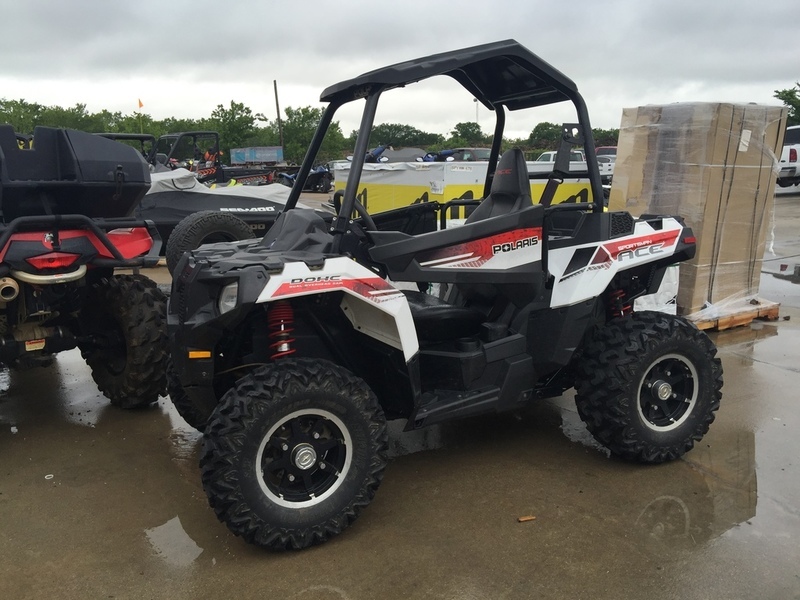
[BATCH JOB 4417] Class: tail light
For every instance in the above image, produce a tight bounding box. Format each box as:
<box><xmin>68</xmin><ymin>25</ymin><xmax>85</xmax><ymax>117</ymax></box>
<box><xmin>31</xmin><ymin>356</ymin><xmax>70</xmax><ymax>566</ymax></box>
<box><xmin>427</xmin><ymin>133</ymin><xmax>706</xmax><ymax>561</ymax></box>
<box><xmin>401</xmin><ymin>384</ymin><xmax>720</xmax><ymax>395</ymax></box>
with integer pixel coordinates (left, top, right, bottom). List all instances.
<box><xmin>25</xmin><ymin>252</ymin><xmax>81</xmax><ymax>270</ymax></box>
<box><xmin>790</xmin><ymin>148</ymin><xmax>797</xmax><ymax>163</ymax></box>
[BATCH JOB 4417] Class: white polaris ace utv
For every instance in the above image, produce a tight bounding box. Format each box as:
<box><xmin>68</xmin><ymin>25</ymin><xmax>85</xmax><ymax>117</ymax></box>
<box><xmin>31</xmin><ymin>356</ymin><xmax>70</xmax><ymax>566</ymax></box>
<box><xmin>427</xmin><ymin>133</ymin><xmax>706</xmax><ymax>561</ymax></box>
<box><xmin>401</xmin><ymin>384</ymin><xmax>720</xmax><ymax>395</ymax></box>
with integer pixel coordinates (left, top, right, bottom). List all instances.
<box><xmin>167</xmin><ymin>39</ymin><xmax>723</xmax><ymax>550</ymax></box>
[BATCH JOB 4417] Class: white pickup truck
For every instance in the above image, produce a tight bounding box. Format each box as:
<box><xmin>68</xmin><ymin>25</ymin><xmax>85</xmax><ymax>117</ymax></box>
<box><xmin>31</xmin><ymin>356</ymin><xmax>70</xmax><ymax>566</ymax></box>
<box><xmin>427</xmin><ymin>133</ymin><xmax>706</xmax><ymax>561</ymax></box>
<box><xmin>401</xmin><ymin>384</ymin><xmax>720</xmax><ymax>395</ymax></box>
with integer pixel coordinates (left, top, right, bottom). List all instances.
<box><xmin>534</xmin><ymin>149</ymin><xmax>614</xmax><ymax>184</ymax></box>
<box><xmin>778</xmin><ymin>124</ymin><xmax>800</xmax><ymax>190</ymax></box>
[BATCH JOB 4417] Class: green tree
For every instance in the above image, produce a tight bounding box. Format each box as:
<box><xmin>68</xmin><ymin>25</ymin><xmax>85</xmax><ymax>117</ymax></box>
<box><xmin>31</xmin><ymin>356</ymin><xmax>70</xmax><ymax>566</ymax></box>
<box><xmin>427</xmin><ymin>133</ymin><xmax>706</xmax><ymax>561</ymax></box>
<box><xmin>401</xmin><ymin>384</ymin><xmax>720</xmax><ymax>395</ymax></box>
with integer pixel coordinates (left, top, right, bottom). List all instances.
<box><xmin>774</xmin><ymin>83</ymin><xmax>800</xmax><ymax>126</ymax></box>
<box><xmin>369</xmin><ymin>123</ymin><xmax>444</xmax><ymax>148</ymax></box>
<box><xmin>448</xmin><ymin>122</ymin><xmax>488</xmax><ymax>146</ymax></box>
<box><xmin>207</xmin><ymin>101</ymin><xmax>258</xmax><ymax>154</ymax></box>
<box><xmin>280</xmin><ymin>106</ymin><xmax>348</xmax><ymax>164</ymax></box>
<box><xmin>528</xmin><ymin>122</ymin><xmax>562</xmax><ymax>150</ymax></box>
<box><xmin>592</xmin><ymin>127</ymin><xmax>620</xmax><ymax>148</ymax></box>
<box><xmin>281</xmin><ymin>106</ymin><xmax>323</xmax><ymax>163</ymax></box>
<box><xmin>0</xmin><ymin>98</ymin><xmax>45</xmax><ymax>133</ymax></box>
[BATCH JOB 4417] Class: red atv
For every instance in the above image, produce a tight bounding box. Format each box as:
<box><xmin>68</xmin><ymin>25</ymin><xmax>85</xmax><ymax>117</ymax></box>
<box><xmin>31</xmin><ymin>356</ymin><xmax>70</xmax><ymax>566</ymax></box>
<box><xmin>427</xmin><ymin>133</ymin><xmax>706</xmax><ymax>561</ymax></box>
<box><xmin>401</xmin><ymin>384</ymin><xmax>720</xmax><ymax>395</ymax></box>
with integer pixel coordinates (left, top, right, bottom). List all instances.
<box><xmin>0</xmin><ymin>125</ymin><xmax>167</xmax><ymax>407</ymax></box>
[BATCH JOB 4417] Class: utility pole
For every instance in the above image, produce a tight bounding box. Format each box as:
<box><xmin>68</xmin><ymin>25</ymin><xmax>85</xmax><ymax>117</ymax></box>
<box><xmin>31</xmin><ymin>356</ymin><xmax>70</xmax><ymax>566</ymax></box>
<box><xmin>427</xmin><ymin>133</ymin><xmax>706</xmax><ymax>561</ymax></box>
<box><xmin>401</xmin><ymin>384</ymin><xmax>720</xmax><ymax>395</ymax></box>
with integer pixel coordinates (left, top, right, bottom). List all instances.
<box><xmin>274</xmin><ymin>80</ymin><xmax>284</xmax><ymax>152</ymax></box>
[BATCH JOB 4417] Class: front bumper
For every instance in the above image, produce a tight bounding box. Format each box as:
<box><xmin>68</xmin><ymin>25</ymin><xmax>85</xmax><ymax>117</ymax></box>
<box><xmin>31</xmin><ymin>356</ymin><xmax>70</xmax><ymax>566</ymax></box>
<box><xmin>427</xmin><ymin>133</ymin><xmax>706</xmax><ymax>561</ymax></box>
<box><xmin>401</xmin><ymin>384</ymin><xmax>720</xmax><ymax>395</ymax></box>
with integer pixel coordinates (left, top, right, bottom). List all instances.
<box><xmin>167</xmin><ymin>253</ymin><xmax>269</xmax><ymax>411</ymax></box>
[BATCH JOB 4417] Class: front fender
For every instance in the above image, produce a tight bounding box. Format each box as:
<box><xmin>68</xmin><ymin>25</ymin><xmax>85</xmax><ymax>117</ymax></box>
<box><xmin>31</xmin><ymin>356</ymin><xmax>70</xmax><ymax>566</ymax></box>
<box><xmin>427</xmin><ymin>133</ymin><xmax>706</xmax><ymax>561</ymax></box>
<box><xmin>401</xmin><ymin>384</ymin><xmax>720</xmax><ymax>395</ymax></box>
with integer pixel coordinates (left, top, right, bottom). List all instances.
<box><xmin>257</xmin><ymin>256</ymin><xmax>420</xmax><ymax>362</ymax></box>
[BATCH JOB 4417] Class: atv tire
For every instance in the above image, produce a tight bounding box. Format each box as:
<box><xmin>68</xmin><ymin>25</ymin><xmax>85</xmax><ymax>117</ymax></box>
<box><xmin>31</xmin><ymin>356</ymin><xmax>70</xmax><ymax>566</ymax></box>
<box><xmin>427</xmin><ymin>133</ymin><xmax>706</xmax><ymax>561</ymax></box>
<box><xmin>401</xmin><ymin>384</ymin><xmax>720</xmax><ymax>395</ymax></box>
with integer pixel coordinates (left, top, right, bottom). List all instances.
<box><xmin>79</xmin><ymin>274</ymin><xmax>168</xmax><ymax>408</ymax></box>
<box><xmin>166</xmin><ymin>356</ymin><xmax>214</xmax><ymax>431</ymax></box>
<box><xmin>200</xmin><ymin>358</ymin><xmax>388</xmax><ymax>550</ymax></box>
<box><xmin>573</xmin><ymin>311</ymin><xmax>723</xmax><ymax>463</ymax></box>
<box><xmin>166</xmin><ymin>211</ymin><xmax>255</xmax><ymax>275</ymax></box>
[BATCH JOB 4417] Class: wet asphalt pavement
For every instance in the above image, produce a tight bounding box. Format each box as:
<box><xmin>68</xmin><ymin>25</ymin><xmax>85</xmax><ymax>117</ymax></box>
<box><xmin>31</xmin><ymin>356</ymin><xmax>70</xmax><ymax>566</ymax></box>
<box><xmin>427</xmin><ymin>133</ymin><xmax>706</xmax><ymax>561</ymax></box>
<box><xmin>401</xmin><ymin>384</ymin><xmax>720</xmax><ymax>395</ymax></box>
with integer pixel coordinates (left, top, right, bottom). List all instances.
<box><xmin>1</xmin><ymin>195</ymin><xmax>799</xmax><ymax>600</ymax></box>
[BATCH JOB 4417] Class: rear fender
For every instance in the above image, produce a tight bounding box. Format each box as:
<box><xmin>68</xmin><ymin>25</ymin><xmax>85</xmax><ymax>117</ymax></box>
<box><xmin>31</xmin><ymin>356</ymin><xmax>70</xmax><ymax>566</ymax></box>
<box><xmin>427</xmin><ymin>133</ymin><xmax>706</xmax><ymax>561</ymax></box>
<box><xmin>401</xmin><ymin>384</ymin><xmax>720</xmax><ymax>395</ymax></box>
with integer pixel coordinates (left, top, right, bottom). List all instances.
<box><xmin>548</xmin><ymin>217</ymin><xmax>690</xmax><ymax>307</ymax></box>
<box><xmin>257</xmin><ymin>256</ymin><xmax>419</xmax><ymax>361</ymax></box>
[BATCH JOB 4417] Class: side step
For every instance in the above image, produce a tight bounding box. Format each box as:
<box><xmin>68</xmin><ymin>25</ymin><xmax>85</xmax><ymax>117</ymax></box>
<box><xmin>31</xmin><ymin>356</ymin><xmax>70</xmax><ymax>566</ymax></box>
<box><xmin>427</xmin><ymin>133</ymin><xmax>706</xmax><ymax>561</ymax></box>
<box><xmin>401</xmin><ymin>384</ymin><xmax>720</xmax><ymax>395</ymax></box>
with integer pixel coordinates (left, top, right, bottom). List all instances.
<box><xmin>407</xmin><ymin>387</ymin><xmax>503</xmax><ymax>430</ymax></box>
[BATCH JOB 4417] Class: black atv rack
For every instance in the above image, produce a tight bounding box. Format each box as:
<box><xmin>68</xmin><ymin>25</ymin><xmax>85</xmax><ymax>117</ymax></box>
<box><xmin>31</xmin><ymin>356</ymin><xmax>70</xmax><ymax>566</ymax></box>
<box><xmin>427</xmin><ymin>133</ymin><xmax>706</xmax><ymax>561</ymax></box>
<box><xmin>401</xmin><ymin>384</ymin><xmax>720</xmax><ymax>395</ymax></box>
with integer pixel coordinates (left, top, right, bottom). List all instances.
<box><xmin>0</xmin><ymin>214</ymin><xmax>162</xmax><ymax>275</ymax></box>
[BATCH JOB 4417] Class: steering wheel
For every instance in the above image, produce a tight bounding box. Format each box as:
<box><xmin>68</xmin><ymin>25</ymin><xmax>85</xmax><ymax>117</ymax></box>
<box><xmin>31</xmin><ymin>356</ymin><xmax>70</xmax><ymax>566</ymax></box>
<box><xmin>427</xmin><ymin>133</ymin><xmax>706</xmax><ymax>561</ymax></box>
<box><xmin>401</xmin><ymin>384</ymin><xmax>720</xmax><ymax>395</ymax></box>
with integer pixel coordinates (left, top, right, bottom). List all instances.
<box><xmin>332</xmin><ymin>190</ymin><xmax>378</xmax><ymax>231</ymax></box>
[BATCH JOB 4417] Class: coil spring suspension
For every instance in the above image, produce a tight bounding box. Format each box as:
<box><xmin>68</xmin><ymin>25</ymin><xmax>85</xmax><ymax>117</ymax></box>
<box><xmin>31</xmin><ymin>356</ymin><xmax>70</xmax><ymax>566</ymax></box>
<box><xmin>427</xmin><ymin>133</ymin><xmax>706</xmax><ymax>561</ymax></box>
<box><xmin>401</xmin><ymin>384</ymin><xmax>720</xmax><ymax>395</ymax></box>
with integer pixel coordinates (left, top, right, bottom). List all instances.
<box><xmin>268</xmin><ymin>301</ymin><xmax>296</xmax><ymax>359</ymax></box>
<box><xmin>608</xmin><ymin>289</ymin><xmax>633</xmax><ymax>318</ymax></box>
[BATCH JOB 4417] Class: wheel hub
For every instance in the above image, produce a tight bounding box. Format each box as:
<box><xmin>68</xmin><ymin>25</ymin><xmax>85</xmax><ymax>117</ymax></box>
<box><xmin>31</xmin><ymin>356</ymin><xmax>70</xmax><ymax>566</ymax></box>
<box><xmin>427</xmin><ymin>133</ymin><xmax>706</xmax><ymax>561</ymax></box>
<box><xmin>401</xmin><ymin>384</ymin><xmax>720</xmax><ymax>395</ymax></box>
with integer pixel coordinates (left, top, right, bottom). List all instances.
<box><xmin>652</xmin><ymin>380</ymin><xmax>673</xmax><ymax>401</ymax></box>
<box><xmin>638</xmin><ymin>353</ymin><xmax>699</xmax><ymax>432</ymax></box>
<box><xmin>291</xmin><ymin>443</ymin><xmax>318</xmax><ymax>470</ymax></box>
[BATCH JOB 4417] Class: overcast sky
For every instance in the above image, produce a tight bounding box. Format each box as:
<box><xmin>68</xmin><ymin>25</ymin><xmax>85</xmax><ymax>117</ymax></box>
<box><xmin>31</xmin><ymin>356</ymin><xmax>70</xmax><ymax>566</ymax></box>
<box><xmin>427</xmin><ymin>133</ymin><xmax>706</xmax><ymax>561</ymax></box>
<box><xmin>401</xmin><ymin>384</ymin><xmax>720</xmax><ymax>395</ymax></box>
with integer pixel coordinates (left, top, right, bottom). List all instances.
<box><xmin>0</xmin><ymin>0</ymin><xmax>795</xmax><ymax>139</ymax></box>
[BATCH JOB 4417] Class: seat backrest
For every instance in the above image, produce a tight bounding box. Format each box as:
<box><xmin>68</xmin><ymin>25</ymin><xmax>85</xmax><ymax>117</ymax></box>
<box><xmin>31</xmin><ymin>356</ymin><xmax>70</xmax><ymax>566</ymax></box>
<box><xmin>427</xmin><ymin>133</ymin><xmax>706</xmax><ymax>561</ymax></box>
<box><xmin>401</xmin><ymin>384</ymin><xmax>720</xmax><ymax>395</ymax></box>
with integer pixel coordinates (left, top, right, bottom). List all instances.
<box><xmin>465</xmin><ymin>148</ymin><xmax>531</xmax><ymax>223</ymax></box>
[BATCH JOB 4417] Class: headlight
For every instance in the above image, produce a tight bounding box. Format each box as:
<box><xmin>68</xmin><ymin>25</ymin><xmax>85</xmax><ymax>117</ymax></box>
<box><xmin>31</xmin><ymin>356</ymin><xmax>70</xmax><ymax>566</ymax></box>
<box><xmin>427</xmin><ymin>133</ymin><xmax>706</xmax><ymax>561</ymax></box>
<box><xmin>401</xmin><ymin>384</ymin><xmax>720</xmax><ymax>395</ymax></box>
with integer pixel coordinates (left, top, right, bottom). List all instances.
<box><xmin>218</xmin><ymin>281</ymin><xmax>239</xmax><ymax>314</ymax></box>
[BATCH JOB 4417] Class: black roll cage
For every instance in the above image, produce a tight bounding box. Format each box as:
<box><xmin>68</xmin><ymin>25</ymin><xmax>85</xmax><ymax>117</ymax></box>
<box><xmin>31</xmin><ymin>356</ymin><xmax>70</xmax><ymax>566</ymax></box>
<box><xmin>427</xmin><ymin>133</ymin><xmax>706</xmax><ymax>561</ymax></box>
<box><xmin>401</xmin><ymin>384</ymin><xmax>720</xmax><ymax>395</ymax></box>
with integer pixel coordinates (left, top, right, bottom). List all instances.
<box><xmin>283</xmin><ymin>39</ymin><xmax>605</xmax><ymax>240</ymax></box>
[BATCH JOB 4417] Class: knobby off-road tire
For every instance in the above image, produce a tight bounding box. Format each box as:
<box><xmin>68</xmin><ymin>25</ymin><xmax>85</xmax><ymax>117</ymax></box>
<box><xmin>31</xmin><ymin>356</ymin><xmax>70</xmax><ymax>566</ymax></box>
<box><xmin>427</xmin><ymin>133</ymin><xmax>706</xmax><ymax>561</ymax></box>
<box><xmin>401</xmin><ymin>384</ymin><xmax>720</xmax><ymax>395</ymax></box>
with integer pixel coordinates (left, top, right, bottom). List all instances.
<box><xmin>166</xmin><ymin>211</ymin><xmax>255</xmax><ymax>275</ymax></box>
<box><xmin>79</xmin><ymin>274</ymin><xmax>168</xmax><ymax>409</ymax></box>
<box><xmin>201</xmin><ymin>358</ymin><xmax>388</xmax><ymax>550</ymax></box>
<box><xmin>166</xmin><ymin>355</ymin><xmax>213</xmax><ymax>431</ymax></box>
<box><xmin>573</xmin><ymin>311</ymin><xmax>723</xmax><ymax>463</ymax></box>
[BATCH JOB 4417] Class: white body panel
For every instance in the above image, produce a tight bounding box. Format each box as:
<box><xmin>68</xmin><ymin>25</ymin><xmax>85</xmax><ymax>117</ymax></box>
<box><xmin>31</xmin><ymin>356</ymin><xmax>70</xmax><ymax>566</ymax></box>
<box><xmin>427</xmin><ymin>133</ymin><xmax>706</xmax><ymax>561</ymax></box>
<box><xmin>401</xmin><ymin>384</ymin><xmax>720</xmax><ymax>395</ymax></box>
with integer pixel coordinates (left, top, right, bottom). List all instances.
<box><xmin>548</xmin><ymin>217</ymin><xmax>685</xmax><ymax>308</ymax></box>
<box><xmin>257</xmin><ymin>256</ymin><xmax>419</xmax><ymax>362</ymax></box>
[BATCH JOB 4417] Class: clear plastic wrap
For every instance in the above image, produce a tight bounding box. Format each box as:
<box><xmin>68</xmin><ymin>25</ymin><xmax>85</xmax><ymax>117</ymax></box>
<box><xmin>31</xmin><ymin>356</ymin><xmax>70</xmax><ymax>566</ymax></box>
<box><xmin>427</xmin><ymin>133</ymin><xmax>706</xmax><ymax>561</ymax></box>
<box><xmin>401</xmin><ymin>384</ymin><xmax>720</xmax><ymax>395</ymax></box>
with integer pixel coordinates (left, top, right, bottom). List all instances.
<box><xmin>609</xmin><ymin>102</ymin><xmax>788</xmax><ymax>317</ymax></box>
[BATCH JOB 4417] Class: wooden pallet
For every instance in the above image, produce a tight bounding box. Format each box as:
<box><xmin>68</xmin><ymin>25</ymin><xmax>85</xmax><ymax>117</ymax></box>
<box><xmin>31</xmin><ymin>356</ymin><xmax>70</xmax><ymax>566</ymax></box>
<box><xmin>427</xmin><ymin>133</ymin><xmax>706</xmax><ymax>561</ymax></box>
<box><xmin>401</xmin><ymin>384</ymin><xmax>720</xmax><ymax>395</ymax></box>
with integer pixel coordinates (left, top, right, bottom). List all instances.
<box><xmin>691</xmin><ymin>303</ymin><xmax>781</xmax><ymax>331</ymax></box>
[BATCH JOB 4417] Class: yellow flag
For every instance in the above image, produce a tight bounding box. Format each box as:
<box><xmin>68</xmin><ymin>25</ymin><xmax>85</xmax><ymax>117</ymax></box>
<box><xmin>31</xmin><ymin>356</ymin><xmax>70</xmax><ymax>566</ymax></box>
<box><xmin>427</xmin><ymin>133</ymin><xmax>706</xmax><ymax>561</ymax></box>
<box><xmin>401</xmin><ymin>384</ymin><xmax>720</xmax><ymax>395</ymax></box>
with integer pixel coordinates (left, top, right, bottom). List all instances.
<box><xmin>138</xmin><ymin>98</ymin><xmax>144</xmax><ymax>109</ymax></box>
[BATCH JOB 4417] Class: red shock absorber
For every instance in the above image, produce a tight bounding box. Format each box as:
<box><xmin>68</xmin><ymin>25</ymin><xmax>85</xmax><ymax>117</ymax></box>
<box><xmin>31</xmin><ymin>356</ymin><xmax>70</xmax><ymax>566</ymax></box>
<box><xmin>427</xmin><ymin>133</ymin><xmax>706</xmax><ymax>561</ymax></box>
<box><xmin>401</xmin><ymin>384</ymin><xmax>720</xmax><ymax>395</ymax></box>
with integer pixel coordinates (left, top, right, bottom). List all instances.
<box><xmin>608</xmin><ymin>289</ymin><xmax>633</xmax><ymax>318</ymax></box>
<box><xmin>267</xmin><ymin>301</ymin><xmax>296</xmax><ymax>359</ymax></box>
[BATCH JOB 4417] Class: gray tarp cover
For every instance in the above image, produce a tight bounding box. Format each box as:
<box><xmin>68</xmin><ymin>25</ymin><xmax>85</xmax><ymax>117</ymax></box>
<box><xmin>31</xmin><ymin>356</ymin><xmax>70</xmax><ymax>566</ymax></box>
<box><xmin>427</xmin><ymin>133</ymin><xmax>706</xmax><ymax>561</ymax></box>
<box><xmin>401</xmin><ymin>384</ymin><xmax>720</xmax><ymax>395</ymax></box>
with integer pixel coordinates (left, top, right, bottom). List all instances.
<box><xmin>135</xmin><ymin>168</ymin><xmax>300</xmax><ymax>225</ymax></box>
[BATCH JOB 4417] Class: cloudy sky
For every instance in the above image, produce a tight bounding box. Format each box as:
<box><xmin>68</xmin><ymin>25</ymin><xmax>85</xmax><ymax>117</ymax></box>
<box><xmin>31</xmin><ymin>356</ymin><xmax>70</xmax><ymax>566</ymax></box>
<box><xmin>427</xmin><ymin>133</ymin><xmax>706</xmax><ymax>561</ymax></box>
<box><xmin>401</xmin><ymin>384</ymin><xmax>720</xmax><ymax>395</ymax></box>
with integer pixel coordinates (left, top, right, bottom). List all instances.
<box><xmin>0</xmin><ymin>0</ymin><xmax>795</xmax><ymax>139</ymax></box>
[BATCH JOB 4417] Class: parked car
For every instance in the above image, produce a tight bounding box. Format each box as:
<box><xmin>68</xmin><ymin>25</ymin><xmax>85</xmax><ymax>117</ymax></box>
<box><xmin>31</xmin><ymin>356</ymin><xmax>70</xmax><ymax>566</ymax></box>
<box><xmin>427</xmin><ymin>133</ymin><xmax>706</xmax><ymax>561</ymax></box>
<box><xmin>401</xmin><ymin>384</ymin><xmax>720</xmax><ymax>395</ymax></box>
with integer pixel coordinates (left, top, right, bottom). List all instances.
<box><xmin>597</xmin><ymin>155</ymin><xmax>614</xmax><ymax>185</ymax></box>
<box><xmin>778</xmin><ymin>125</ymin><xmax>800</xmax><ymax>189</ymax></box>
<box><xmin>595</xmin><ymin>146</ymin><xmax>617</xmax><ymax>159</ymax></box>
<box><xmin>536</xmin><ymin>149</ymin><xmax>585</xmax><ymax>162</ymax></box>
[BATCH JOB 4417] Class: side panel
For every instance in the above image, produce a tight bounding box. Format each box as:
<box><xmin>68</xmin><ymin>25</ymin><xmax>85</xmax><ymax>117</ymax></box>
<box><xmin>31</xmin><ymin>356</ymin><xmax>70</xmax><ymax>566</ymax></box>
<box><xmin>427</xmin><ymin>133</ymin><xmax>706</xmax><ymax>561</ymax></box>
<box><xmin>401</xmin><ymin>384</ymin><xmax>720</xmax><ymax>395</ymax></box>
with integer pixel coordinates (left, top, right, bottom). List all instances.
<box><xmin>258</xmin><ymin>257</ymin><xmax>419</xmax><ymax>361</ymax></box>
<box><xmin>548</xmin><ymin>218</ymin><xmax>684</xmax><ymax>307</ymax></box>
<box><xmin>370</xmin><ymin>204</ymin><xmax>544</xmax><ymax>285</ymax></box>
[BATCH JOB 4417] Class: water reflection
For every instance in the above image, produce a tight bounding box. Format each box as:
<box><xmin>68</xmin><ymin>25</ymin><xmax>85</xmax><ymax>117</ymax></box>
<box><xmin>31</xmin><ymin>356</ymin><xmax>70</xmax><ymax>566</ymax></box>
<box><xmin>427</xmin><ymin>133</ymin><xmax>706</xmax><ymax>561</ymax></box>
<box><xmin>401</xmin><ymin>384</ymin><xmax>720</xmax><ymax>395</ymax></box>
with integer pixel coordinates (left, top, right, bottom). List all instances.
<box><xmin>386</xmin><ymin>419</ymin><xmax>444</xmax><ymax>458</ymax></box>
<box><xmin>560</xmin><ymin>401</ymin><xmax>757</xmax><ymax>553</ymax></box>
<box><xmin>145</xmin><ymin>516</ymin><xmax>203</xmax><ymax>567</ymax></box>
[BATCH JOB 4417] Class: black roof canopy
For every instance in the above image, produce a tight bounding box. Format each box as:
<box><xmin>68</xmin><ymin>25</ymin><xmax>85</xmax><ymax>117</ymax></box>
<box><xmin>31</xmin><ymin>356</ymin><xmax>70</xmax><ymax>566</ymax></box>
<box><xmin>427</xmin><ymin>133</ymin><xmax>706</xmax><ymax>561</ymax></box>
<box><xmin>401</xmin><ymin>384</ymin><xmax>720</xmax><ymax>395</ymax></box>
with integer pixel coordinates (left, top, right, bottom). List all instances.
<box><xmin>320</xmin><ymin>39</ymin><xmax>579</xmax><ymax>110</ymax></box>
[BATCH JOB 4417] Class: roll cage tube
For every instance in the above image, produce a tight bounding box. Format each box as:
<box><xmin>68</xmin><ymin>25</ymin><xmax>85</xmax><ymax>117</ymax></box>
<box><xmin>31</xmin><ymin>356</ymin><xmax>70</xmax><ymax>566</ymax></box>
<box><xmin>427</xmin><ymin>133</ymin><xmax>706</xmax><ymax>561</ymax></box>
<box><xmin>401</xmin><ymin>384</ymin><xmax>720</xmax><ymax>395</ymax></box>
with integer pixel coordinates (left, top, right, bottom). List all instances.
<box><xmin>482</xmin><ymin>107</ymin><xmax>506</xmax><ymax>199</ymax></box>
<box><xmin>284</xmin><ymin>101</ymin><xmax>342</xmax><ymax>212</ymax></box>
<box><xmin>330</xmin><ymin>91</ymin><xmax>384</xmax><ymax>251</ymax></box>
<box><xmin>572</xmin><ymin>94</ymin><xmax>605</xmax><ymax>212</ymax></box>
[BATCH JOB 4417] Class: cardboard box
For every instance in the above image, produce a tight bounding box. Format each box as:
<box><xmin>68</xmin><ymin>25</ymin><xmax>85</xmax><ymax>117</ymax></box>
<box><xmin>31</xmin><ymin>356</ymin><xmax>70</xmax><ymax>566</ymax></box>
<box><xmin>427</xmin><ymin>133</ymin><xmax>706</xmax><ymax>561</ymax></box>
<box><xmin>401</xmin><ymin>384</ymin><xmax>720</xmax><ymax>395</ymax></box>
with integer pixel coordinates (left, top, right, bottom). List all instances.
<box><xmin>609</xmin><ymin>103</ymin><xmax>787</xmax><ymax>315</ymax></box>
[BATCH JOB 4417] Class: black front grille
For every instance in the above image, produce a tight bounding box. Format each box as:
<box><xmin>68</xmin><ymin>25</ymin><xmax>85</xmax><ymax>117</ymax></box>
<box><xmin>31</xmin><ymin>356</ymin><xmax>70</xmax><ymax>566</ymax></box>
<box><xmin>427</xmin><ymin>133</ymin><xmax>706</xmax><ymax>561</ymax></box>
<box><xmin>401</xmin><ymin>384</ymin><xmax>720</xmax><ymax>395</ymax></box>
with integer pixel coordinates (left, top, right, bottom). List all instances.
<box><xmin>175</xmin><ymin>278</ymin><xmax>187</xmax><ymax>325</ymax></box>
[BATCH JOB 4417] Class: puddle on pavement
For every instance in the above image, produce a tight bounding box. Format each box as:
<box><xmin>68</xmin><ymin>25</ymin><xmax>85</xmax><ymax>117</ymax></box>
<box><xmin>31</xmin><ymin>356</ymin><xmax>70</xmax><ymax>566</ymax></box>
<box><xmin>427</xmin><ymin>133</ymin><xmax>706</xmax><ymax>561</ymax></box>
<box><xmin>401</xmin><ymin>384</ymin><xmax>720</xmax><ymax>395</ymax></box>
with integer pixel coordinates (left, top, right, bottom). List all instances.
<box><xmin>145</xmin><ymin>516</ymin><xmax>204</xmax><ymax>567</ymax></box>
<box><xmin>557</xmin><ymin>399</ymin><xmax>610</xmax><ymax>457</ymax></box>
<box><xmin>386</xmin><ymin>419</ymin><xmax>445</xmax><ymax>458</ymax></box>
<box><xmin>555</xmin><ymin>394</ymin><xmax>758</xmax><ymax>553</ymax></box>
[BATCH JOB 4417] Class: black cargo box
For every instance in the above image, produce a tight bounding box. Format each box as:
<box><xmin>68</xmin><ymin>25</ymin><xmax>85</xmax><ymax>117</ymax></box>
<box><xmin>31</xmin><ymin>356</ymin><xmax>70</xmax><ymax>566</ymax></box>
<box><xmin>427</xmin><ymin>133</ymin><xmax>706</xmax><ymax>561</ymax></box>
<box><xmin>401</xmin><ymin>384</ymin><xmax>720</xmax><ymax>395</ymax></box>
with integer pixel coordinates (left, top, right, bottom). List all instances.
<box><xmin>0</xmin><ymin>125</ymin><xmax>151</xmax><ymax>222</ymax></box>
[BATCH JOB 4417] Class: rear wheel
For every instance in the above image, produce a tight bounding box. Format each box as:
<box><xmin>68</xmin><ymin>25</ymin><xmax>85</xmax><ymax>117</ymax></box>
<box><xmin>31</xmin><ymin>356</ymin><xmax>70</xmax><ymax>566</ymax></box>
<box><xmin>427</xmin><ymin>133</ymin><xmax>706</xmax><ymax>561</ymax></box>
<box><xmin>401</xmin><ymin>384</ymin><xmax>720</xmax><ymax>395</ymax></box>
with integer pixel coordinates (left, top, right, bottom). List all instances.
<box><xmin>200</xmin><ymin>358</ymin><xmax>388</xmax><ymax>550</ymax></box>
<box><xmin>79</xmin><ymin>275</ymin><xmax>167</xmax><ymax>408</ymax></box>
<box><xmin>166</xmin><ymin>211</ymin><xmax>255</xmax><ymax>274</ymax></box>
<box><xmin>573</xmin><ymin>311</ymin><xmax>723</xmax><ymax>463</ymax></box>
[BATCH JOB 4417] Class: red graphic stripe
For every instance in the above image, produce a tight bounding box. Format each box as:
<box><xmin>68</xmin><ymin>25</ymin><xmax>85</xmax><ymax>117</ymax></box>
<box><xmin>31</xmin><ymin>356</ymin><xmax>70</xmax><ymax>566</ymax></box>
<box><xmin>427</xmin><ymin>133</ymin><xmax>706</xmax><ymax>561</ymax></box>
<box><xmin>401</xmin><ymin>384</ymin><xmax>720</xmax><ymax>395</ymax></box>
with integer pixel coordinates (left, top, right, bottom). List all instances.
<box><xmin>420</xmin><ymin>227</ymin><xmax>542</xmax><ymax>267</ymax></box>
<box><xmin>271</xmin><ymin>276</ymin><xmax>399</xmax><ymax>303</ymax></box>
<box><xmin>603</xmin><ymin>230</ymin><xmax>680</xmax><ymax>259</ymax></box>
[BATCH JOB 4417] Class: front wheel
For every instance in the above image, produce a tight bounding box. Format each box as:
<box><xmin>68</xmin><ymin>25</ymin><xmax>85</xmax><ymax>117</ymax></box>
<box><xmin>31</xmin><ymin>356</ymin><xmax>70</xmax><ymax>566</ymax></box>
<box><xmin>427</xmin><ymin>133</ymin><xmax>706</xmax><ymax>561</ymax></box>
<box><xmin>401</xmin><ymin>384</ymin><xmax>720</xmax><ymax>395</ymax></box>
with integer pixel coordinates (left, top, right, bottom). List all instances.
<box><xmin>573</xmin><ymin>311</ymin><xmax>723</xmax><ymax>463</ymax></box>
<box><xmin>200</xmin><ymin>358</ymin><xmax>388</xmax><ymax>550</ymax></box>
<box><xmin>79</xmin><ymin>275</ymin><xmax>168</xmax><ymax>408</ymax></box>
